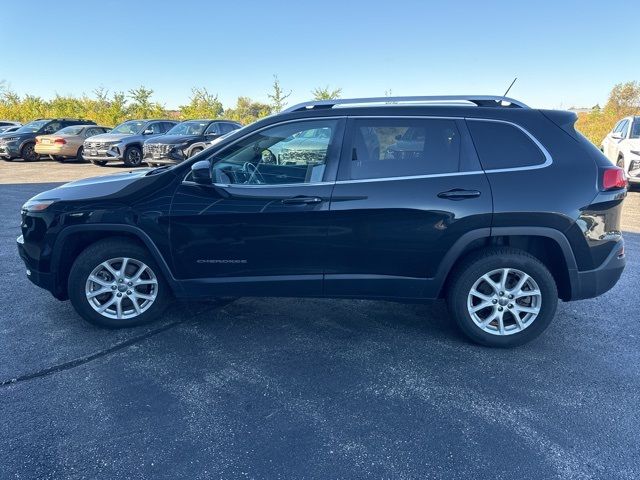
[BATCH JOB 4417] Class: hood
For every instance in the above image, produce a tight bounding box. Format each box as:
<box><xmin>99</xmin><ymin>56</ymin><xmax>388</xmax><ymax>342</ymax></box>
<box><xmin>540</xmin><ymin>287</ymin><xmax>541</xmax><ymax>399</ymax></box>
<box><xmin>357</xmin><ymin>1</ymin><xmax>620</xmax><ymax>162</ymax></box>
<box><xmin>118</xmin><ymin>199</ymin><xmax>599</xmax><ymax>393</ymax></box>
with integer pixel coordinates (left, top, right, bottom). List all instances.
<box><xmin>85</xmin><ymin>133</ymin><xmax>133</xmax><ymax>142</ymax></box>
<box><xmin>627</xmin><ymin>139</ymin><xmax>640</xmax><ymax>149</ymax></box>
<box><xmin>30</xmin><ymin>169</ymin><xmax>152</xmax><ymax>202</ymax></box>
<box><xmin>145</xmin><ymin>134</ymin><xmax>200</xmax><ymax>145</ymax></box>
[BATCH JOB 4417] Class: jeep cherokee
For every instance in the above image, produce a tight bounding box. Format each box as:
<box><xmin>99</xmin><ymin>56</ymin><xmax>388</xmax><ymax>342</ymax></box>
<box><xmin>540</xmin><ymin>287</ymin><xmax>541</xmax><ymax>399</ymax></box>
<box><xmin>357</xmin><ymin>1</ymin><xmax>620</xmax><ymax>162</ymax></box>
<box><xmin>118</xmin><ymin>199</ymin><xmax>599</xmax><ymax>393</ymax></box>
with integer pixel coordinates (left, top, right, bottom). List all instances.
<box><xmin>17</xmin><ymin>95</ymin><xmax>627</xmax><ymax>347</ymax></box>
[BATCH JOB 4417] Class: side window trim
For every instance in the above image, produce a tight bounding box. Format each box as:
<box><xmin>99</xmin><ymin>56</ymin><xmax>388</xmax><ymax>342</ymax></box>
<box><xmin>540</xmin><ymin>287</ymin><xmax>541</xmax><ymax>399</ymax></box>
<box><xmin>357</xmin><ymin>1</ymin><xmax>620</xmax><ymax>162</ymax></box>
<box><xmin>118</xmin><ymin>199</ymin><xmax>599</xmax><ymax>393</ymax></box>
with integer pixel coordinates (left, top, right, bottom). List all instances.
<box><xmin>332</xmin><ymin>116</ymin><xmax>552</xmax><ymax>184</ymax></box>
<box><xmin>198</xmin><ymin>117</ymin><xmax>346</xmax><ymax>188</ymax></box>
<box><xmin>465</xmin><ymin>118</ymin><xmax>553</xmax><ymax>173</ymax></box>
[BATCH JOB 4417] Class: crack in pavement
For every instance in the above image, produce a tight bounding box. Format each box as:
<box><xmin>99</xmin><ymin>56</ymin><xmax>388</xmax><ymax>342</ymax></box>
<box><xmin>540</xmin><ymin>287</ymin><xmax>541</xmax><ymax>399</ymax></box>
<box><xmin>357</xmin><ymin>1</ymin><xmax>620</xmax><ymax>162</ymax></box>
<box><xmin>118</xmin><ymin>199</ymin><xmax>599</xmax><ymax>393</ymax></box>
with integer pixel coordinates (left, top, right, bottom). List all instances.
<box><xmin>0</xmin><ymin>320</ymin><xmax>183</xmax><ymax>387</ymax></box>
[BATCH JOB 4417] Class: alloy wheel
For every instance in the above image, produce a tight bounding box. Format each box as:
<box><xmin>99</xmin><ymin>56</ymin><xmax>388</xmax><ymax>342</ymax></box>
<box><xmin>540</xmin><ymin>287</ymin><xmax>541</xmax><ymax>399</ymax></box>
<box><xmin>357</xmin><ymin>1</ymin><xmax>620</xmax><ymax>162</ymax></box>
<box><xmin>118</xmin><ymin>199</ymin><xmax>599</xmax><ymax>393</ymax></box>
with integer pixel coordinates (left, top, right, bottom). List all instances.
<box><xmin>85</xmin><ymin>257</ymin><xmax>158</xmax><ymax>320</ymax></box>
<box><xmin>467</xmin><ymin>268</ymin><xmax>541</xmax><ymax>336</ymax></box>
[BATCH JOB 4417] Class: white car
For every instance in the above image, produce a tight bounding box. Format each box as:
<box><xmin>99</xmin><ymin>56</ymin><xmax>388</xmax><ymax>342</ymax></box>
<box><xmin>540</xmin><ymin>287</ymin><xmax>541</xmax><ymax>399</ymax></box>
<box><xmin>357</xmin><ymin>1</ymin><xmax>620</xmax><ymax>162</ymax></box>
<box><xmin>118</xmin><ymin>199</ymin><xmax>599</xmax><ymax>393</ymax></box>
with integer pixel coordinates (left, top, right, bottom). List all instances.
<box><xmin>601</xmin><ymin>116</ymin><xmax>640</xmax><ymax>185</ymax></box>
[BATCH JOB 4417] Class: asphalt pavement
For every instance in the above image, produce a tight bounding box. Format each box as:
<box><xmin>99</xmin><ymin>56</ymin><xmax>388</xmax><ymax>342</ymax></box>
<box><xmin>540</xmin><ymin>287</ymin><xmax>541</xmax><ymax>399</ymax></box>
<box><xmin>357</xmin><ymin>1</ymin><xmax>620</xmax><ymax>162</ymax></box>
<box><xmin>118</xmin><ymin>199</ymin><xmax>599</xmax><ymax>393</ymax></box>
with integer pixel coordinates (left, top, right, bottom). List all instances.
<box><xmin>1</xmin><ymin>161</ymin><xmax>639</xmax><ymax>479</ymax></box>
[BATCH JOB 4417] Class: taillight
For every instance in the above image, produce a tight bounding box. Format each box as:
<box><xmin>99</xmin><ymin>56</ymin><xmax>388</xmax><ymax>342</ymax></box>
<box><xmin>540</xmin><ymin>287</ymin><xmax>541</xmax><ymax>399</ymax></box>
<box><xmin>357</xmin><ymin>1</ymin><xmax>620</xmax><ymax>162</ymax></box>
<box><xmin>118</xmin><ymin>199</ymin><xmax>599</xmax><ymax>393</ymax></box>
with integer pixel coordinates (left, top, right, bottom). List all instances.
<box><xmin>601</xmin><ymin>167</ymin><xmax>627</xmax><ymax>191</ymax></box>
<box><xmin>53</xmin><ymin>138</ymin><xmax>66</xmax><ymax>145</ymax></box>
<box><xmin>35</xmin><ymin>138</ymin><xmax>40</xmax><ymax>144</ymax></box>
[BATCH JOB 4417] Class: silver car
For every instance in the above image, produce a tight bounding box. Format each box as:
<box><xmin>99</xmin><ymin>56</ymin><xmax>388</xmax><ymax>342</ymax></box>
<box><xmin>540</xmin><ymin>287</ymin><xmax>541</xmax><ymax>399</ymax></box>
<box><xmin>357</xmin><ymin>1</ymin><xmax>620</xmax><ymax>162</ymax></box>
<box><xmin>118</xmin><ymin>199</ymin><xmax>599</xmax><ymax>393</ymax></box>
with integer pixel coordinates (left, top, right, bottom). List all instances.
<box><xmin>83</xmin><ymin>119</ymin><xmax>177</xmax><ymax>167</ymax></box>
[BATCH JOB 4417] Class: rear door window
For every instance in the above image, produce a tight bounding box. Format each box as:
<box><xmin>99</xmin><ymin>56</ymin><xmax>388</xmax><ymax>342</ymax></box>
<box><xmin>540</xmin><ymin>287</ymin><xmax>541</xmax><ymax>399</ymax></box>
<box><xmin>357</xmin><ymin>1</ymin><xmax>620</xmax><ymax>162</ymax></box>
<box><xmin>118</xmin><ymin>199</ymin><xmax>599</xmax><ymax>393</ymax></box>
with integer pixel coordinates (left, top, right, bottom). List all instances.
<box><xmin>467</xmin><ymin>120</ymin><xmax>546</xmax><ymax>170</ymax></box>
<box><xmin>344</xmin><ymin>118</ymin><xmax>461</xmax><ymax>180</ymax></box>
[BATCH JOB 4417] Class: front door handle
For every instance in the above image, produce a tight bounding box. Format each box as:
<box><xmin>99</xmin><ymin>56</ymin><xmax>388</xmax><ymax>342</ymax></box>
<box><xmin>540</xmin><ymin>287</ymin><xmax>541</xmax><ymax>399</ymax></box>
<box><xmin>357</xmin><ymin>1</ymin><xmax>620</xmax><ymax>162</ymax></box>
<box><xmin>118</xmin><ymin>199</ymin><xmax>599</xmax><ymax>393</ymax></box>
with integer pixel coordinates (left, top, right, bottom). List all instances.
<box><xmin>281</xmin><ymin>196</ymin><xmax>323</xmax><ymax>205</ymax></box>
<box><xmin>437</xmin><ymin>189</ymin><xmax>481</xmax><ymax>200</ymax></box>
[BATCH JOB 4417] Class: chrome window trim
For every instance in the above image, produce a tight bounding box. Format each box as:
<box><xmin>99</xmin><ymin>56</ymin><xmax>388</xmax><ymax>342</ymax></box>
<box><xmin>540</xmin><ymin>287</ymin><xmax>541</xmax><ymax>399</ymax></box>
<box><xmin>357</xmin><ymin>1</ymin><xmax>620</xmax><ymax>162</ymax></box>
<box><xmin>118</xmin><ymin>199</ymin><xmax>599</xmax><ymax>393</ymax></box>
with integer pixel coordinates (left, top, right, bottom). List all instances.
<box><xmin>184</xmin><ymin>115</ymin><xmax>552</xmax><ymax>188</ymax></box>
<box><xmin>465</xmin><ymin>118</ymin><xmax>553</xmax><ymax>172</ymax></box>
<box><xmin>186</xmin><ymin>116</ymin><xmax>345</xmax><ymax>188</ymax></box>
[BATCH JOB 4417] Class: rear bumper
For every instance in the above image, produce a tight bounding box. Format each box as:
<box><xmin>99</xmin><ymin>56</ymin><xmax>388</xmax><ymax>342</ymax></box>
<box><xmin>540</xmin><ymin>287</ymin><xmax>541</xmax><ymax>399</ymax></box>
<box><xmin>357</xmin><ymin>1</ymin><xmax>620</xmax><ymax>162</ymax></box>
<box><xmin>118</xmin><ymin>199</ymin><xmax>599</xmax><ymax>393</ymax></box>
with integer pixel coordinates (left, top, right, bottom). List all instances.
<box><xmin>570</xmin><ymin>240</ymin><xmax>625</xmax><ymax>300</ymax></box>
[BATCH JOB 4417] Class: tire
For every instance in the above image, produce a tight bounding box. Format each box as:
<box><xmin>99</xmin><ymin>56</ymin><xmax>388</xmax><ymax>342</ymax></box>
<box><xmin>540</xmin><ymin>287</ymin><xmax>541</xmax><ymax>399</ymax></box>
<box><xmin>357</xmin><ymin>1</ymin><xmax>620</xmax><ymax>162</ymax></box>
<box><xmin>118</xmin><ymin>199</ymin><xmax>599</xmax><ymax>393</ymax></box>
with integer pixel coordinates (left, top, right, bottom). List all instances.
<box><xmin>189</xmin><ymin>147</ymin><xmax>203</xmax><ymax>158</ymax></box>
<box><xmin>446</xmin><ymin>247</ymin><xmax>558</xmax><ymax>347</ymax></box>
<box><xmin>68</xmin><ymin>238</ymin><xmax>171</xmax><ymax>328</ymax></box>
<box><xmin>617</xmin><ymin>157</ymin><xmax>624</xmax><ymax>169</ymax></box>
<box><xmin>91</xmin><ymin>159</ymin><xmax>107</xmax><ymax>166</ymax></box>
<box><xmin>123</xmin><ymin>146</ymin><xmax>142</xmax><ymax>167</ymax></box>
<box><xmin>76</xmin><ymin>146</ymin><xmax>85</xmax><ymax>162</ymax></box>
<box><xmin>21</xmin><ymin>142</ymin><xmax>38</xmax><ymax>161</ymax></box>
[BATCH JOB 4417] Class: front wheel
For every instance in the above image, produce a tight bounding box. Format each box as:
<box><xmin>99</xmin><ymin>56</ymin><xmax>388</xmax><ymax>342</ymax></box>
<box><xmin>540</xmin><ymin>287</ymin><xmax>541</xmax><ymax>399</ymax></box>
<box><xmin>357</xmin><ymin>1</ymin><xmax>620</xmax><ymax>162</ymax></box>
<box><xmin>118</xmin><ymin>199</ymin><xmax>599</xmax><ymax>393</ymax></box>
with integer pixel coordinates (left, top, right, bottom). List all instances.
<box><xmin>446</xmin><ymin>248</ymin><xmax>557</xmax><ymax>347</ymax></box>
<box><xmin>21</xmin><ymin>142</ymin><xmax>38</xmax><ymax>161</ymax></box>
<box><xmin>123</xmin><ymin>146</ymin><xmax>142</xmax><ymax>167</ymax></box>
<box><xmin>68</xmin><ymin>239</ymin><xmax>171</xmax><ymax>328</ymax></box>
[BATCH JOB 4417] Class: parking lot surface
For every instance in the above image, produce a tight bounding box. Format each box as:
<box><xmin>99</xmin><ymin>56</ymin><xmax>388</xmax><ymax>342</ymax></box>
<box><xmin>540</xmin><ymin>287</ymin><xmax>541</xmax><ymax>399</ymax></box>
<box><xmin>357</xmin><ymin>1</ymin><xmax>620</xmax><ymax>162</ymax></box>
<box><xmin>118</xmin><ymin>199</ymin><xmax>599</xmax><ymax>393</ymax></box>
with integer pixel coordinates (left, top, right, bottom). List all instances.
<box><xmin>1</xmin><ymin>160</ymin><xmax>639</xmax><ymax>479</ymax></box>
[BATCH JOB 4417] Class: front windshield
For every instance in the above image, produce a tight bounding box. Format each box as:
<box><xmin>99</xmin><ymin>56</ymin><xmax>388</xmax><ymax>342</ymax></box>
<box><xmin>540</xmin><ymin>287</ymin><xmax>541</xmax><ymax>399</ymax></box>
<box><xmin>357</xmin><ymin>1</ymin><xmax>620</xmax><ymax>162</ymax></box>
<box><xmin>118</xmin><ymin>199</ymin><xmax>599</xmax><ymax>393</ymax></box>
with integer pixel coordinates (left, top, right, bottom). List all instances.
<box><xmin>56</xmin><ymin>126</ymin><xmax>84</xmax><ymax>136</ymax></box>
<box><xmin>166</xmin><ymin>121</ymin><xmax>208</xmax><ymax>136</ymax></box>
<box><xmin>111</xmin><ymin>120</ymin><xmax>146</xmax><ymax>135</ymax></box>
<box><xmin>16</xmin><ymin>120</ymin><xmax>49</xmax><ymax>133</ymax></box>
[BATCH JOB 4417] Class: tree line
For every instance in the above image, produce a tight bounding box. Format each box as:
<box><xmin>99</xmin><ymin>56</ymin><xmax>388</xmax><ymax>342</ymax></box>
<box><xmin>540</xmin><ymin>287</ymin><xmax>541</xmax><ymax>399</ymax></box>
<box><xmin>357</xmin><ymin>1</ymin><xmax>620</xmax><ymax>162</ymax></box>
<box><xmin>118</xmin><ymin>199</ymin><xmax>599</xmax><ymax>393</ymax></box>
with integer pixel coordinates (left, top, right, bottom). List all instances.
<box><xmin>1</xmin><ymin>76</ymin><xmax>638</xmax><ymax>146</ymax></box>
<box><xmin>0</xmin><ymin>76</ymin><xmax>343</xmax><ymax>128</ymax></box>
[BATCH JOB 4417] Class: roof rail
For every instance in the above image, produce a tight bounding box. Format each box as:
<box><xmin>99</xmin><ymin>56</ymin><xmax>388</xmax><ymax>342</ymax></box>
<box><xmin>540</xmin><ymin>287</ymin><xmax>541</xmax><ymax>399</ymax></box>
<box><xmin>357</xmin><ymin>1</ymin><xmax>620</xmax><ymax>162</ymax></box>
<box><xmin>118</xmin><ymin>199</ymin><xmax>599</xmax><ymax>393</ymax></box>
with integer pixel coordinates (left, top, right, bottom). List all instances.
<box><xmin>282</xmin><ymin>95</ymin><xmax>529</xmax><ymax>113</ymax></box>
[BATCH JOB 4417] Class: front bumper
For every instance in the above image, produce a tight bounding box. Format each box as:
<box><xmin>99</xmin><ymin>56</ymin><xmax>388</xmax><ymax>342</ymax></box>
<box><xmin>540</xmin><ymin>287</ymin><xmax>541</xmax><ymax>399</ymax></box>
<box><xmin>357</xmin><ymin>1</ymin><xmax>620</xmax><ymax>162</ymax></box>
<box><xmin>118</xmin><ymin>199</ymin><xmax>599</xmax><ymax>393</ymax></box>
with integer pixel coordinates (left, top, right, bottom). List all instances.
<box><xmin>83</xmin><ymin>144</ymin><xmax>124</xmax><ymax>162</ymax></box>
<box><xmin>17</xmin><ymin>234</ymin><xmax>60</xmax><ymax>298</ymax></box>
<box><xmin>571</xmin><ymin>239</ymin><xmax>626</xmax><ymax>300</ymax></box>
<box><xmin>143</xmin><ymin>148</ymin><xmax>187</xmax><ymax>164</ymax></box>
<box><xmin>0</xmin><ymin>143</ymin><xmax>20</xmax><ymax>158</ymax></box>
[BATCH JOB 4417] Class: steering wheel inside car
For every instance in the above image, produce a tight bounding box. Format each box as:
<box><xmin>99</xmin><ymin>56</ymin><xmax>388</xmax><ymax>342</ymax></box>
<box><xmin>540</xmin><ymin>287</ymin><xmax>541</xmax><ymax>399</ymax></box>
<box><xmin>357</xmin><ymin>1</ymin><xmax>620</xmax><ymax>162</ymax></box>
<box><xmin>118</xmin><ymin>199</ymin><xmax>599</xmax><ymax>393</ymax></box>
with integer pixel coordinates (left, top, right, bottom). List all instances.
<box><xmin>242</xmin><ymin>162</ymin><xmax>265</xmax><ymax>184</ymax></box>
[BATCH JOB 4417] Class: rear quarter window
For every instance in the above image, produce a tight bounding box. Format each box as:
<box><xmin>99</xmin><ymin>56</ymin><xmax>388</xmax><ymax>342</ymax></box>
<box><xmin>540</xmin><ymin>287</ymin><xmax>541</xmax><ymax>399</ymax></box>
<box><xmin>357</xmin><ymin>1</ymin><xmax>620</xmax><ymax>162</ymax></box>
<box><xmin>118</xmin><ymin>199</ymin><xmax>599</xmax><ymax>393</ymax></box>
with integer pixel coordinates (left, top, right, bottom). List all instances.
<box><xmin>467</xmin><ymin>120</ymin><xmax>546</xmax><ymax>170</ymax></box>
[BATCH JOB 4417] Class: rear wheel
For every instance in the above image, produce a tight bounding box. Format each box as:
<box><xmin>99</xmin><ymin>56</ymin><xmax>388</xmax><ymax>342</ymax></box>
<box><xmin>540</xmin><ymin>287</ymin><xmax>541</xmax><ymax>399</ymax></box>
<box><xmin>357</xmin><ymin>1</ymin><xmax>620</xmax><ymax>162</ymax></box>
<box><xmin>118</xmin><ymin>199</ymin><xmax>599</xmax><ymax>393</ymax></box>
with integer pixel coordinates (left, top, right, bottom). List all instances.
<box><xmin>446</xmin><ymin>247</ymin><xmax>557</xmax><ymax>347</ymax></box>
<box><xmin>76</xmin><ymin>146</ymin><xmax>85</xmax><ymax>162</ymax></box>
<box><xmin>21</xmin><ymin>142</ymin><xmax>38</xmax><ymax>161</ymax></box>
<box><xmin>68</xmin><ymin>239</ymin><xmax>171</xmax><ymax>328</ymax></box>
<box><xmin>123</xmin><ymin>146</ymin><xmax>142</xmax><ymax>167</ymax></box>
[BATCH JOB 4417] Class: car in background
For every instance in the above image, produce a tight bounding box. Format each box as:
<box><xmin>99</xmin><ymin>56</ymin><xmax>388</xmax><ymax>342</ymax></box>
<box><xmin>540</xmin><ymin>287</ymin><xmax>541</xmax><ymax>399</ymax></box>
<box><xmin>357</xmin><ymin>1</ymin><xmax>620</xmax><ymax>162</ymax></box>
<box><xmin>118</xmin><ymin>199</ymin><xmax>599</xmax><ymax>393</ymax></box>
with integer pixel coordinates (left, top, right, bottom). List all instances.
<box><xmin>35</xmin><ymin>125</ymin><xmax>111</xmax><ymax>162</ymax></box>
<box><xmin>143</xmin><ymin>119</ymin><xmax>241</xmax><ymax>165</ymax></box>
<box><xmin>0</xmin><ymin>118</ymin><xmax>96</xmax><ymax>161</ymax></box>
<box><xmin>0</xmin><ymin>121</ymin><xmax>21</xmax><ymax>130</ymax></box>
<box><xmin>0</xmin><ymin>125</ymin><xmax>21</xmax><ymax>134</ymax></box>
<box><xmin>601</xmin><ymin>116</ymin><xmax>640</xmax><ymax>186</ymax></box>
<box><xmin>273</xmin><ymin>126</ymin><xmax>333</xmax><ymax>165</ymax></box>
<box><xmin>82</xmin><ymin>119</ymin><xmax>177</xmax><ymax>167</ymax></box>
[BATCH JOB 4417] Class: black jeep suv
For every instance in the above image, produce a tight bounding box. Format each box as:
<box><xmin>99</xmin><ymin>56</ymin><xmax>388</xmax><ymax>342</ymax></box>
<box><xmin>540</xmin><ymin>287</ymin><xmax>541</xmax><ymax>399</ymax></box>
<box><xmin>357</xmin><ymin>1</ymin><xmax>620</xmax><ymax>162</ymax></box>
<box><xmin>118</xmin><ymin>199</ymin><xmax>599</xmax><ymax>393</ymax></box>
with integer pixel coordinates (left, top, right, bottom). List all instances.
<box><xmin>17</xmin><ymin>96</ymin><xmax>627</xmax><ymax>347</ymax></box>
<box><xmin>0</xmin><ymin>118</ymin><xmax>96</xmax><ymax>161</ymax></box>
<box><xmin>143</xmin><ymin>119</ymin><xmax>241</xmax><ymax>166</ymax></box>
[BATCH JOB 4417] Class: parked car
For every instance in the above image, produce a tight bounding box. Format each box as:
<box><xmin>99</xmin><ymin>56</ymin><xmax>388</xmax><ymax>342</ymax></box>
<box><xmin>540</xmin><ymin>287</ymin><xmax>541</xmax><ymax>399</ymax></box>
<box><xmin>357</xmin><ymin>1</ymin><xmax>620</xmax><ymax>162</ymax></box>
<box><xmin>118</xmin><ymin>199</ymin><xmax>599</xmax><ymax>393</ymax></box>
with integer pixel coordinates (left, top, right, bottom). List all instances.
<box><xmin>143</xmin><ymin>119</ymin><xmax>241</xmax><ymax>166</ymax></box>
<box><xmin>0</xmin><ymin>118</ymin><xmax>96</xmax><ymax>161</ymax></box>
<box><xmin>0</xmin><ymin>125</ymin><xmax>21</xmax><ymax>134</ymax></box>
<box><xmin>0</xmin><ymin>120</ymin><xmax>21</xmax><ymax>129</ymax></box>
<box><xmin>82</xmin><ymin>119</ymin><xmax>177</xmax><ymax>167</ymax></box>
<box><xmin>17</xmin><ymin>95</ymin><xmax>627</xmax><ymax>347</ymax></box>
<box><xmin>601</xmin><ymin>116</ymin><xmax>640</xmax><ymax>186</ymax></box>
<box><xmin>35</xmin><ymin>125</ymin><xmax>111</xmax><ymax>162</ymax></box>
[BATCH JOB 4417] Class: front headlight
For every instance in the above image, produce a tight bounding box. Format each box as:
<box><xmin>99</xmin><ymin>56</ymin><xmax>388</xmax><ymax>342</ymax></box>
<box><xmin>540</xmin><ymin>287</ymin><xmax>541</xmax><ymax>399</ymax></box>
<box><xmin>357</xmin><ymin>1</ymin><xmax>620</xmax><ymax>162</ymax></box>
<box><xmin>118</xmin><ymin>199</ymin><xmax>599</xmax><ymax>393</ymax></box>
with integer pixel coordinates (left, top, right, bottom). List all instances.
<box><xmin>21</xmin><ymin>199</ymin><xmax>57</xmax><ymax>213</ymax></box>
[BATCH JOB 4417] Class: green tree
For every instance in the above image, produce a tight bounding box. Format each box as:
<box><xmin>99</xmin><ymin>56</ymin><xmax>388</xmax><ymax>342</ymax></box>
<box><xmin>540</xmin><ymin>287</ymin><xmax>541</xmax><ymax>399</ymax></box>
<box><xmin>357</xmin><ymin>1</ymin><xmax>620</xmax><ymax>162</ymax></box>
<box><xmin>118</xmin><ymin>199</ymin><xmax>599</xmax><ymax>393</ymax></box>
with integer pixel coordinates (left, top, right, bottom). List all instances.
<box><xmin>127</xmin><ymin>86</ymin><xmax>165</xmax><ymax>119</ymax></box>
<box><xmin>179</xmin><ymin>87</ymin><xmax>223</xmax><ymax>119</ymax></box>
<box><xmin>267</xmin><ymin>75</ymin><xmax>291</xmax><ymax>113</ymax></box>
<box><xmin>311</xmin><ymin>85</ymin><xmax>342</xmax><ymax>100</ymax></box>
<box><xmin>225</xmin><ymin>97</ymin><xmax>272</xmax><ymax>124</ymax></box>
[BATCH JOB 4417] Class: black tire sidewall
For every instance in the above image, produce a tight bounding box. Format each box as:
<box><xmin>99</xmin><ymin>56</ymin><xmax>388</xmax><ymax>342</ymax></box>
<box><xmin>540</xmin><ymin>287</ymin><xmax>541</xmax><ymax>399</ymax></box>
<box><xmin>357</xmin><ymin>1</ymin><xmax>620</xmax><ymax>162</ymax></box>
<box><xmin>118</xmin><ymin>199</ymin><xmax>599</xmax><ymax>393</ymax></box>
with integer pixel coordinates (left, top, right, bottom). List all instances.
<box><xmin>68</xmin><ymin>241</ymin><xmax>171</xmax><ymax>328</ymax></box>
<box><xmin>447</xmin><ymin>251</ymin><xmax>557</xmax><ymax>347</ymax></box>
<box><xmin>22</xmin><ymin>143</ymin><xmax>37</xmax><ymax>161</ymax></box>
<box><xmin>124</xmin><ymin>146</ymin><xmax>142</xmax><ymax>167</ymax></box>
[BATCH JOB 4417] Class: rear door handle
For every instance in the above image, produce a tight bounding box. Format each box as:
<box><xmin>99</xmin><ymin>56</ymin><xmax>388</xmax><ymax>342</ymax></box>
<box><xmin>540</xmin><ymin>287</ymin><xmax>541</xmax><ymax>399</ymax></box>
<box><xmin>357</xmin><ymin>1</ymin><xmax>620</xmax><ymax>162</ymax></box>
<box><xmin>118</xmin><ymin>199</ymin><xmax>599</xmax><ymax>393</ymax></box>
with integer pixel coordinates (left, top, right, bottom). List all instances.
<box><xmin>437</xmin><ymin>189</ymin><xmax>481</xmax><ymax>200</ymax></box>
<box><xmin>281</xmin><ymin>196</ymin><xmax>323</xmax><ymax>205</ymax></box>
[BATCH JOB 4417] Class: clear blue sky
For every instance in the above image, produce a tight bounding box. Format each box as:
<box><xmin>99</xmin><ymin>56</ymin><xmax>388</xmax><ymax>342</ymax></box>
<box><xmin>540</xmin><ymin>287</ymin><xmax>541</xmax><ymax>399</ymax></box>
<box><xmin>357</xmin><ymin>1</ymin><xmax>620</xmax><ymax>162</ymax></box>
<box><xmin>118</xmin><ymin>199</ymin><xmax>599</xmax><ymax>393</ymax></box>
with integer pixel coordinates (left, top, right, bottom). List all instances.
<box><xmin>2</xmin><ymin>0</ymin><xmax>637</xmax><ymax>110</ymax></box>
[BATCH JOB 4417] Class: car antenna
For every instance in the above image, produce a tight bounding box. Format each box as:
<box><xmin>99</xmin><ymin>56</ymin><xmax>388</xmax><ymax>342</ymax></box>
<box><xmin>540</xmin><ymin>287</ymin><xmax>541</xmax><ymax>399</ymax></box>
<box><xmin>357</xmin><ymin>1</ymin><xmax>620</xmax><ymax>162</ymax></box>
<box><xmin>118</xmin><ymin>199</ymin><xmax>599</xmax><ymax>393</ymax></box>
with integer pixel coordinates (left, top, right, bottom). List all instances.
<box><xmin>502</xmin><ymin>77</ymin><xmax>518</xmax><ymax>100</ymax></box>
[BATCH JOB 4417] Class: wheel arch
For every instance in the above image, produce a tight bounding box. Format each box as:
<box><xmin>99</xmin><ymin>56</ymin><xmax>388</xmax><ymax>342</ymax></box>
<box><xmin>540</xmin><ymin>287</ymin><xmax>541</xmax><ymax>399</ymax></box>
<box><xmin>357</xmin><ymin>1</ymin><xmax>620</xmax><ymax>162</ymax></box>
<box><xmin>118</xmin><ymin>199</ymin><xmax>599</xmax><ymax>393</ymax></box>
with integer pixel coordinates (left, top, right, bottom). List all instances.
<box><xmin>435</xmin><ymin>227</ymin><xmax>578</xmax><ymax>301</ymax></box>
<box><xmin>51</xmin><ymin>225</ymin><xmax>179</xmax><ymax>300</ymax></box>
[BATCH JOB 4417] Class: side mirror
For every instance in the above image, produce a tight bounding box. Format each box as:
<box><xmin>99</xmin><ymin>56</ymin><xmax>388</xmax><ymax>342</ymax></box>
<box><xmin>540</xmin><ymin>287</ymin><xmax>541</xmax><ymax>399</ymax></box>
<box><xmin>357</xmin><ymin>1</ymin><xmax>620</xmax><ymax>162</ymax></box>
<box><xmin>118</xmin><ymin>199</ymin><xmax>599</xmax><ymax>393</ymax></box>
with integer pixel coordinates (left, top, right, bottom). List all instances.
<box><xmin>142</xmin><ymin>129</ymin><xmax>154</xmax><ymax>135</ymax></box>
<box><xmin>191</xmin><ymin>160</ymin><xmax>212</xmax><ymax>185</ymax></box>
